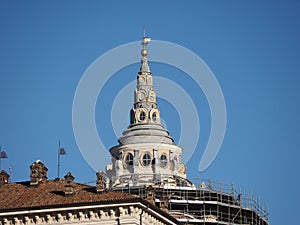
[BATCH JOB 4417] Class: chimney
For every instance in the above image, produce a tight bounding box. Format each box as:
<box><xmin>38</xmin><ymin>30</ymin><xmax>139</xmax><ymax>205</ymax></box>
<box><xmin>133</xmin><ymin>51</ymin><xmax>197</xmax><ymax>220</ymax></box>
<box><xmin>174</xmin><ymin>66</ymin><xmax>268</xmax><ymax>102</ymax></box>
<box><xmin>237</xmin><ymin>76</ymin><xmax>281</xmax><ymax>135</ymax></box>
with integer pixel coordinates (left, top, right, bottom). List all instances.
<box><xmin>64</xmin><ymin>172</ymin><xmax>74</xmax><ymax>196</ymax></box>
<box><xmin>96</xmin><ymin>170</ymin><xmax>106</xmax><ymax>193</ymax></box>
<box><xmin>30</xmin><ymin>160</ymin><xmax>48</xmax><ymax>186</ymax></box>
<box><xmin>0</xmin><ymin>170</ymin><xmax>9</xmax><ymax>185</ymax></box>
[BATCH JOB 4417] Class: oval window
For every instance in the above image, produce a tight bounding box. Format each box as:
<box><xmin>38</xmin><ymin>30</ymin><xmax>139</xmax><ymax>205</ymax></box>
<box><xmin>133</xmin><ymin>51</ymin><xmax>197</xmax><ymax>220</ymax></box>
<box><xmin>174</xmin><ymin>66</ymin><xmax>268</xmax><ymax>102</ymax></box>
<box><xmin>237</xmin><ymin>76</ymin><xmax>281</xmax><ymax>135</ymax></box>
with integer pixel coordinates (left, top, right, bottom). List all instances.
<box><xmin>160</xmin><ymin>154</ymin><xmax>168</xmax><ymax>168</ymax></box>
<box><xmin>142</xmin><ymin>153</ymin><xmax>151</xmax><ymax>166</ymax></box>
<box><xmin>152</xmin><ymin>112</ymin><xmax>157</xmax><ymax>122</ymax></box>
<box><xmin>125</xmin><ymin>153</ymin><xmax>133</xmax><ymax>165</ymax></box>
<box><xmin>139</xmin><ymin>111</ymin><xmax>146</xmax><ymax>121</ymax></box>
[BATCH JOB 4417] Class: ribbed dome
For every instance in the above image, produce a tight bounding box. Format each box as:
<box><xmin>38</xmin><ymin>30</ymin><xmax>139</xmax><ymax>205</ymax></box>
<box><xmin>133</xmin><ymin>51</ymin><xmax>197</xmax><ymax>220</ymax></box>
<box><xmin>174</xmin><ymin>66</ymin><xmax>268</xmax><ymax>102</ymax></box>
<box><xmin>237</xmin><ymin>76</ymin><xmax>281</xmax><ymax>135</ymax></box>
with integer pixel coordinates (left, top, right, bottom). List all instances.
<box><xmin>118</xmin><ymin>123</ymin><xmax>174</xmax><ymax>145</ymax></box>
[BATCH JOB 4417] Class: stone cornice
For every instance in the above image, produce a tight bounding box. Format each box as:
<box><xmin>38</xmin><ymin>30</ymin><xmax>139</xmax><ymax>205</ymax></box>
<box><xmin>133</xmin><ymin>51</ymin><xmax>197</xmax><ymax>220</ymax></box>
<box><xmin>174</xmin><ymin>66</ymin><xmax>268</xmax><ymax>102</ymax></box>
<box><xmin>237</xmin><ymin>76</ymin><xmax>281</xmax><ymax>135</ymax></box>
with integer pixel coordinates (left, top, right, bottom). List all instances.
<box><xmin>0</xmin><ymin>201</ymin><xmax>179</xmax><ymax>225</ymax></box>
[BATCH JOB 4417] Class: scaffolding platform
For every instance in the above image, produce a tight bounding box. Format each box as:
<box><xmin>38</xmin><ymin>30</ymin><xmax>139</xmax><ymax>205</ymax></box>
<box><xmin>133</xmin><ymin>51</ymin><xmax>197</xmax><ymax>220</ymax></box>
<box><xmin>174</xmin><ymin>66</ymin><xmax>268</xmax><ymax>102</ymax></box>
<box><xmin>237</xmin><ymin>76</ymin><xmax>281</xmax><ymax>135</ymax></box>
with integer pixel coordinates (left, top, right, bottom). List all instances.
<box><xmin>111</xmin><ymin>174</ymin><xmax>269</xmax><ymax>225</ymax></box>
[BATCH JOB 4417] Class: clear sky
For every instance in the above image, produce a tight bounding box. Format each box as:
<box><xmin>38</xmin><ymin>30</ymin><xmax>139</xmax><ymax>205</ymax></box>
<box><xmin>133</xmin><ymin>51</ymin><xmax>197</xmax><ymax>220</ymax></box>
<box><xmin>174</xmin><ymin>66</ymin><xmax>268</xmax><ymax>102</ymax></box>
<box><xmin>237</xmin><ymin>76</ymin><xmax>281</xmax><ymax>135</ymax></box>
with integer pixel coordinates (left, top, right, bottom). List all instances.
<box><xmin>0</xmin><ymin>1</ymin><xmax>299</xmax><ymax>225</ymax></box>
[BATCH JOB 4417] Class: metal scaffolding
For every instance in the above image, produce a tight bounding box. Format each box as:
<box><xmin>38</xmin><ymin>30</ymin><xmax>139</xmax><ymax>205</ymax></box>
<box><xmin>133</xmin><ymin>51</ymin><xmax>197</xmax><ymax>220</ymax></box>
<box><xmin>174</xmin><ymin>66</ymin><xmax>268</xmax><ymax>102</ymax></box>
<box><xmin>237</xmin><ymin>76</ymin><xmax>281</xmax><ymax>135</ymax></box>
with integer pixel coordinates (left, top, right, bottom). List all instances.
<box><xmin>110</xmin><ymin>174</ymin><xmax>269</xmax><ymax>225</ymax></box>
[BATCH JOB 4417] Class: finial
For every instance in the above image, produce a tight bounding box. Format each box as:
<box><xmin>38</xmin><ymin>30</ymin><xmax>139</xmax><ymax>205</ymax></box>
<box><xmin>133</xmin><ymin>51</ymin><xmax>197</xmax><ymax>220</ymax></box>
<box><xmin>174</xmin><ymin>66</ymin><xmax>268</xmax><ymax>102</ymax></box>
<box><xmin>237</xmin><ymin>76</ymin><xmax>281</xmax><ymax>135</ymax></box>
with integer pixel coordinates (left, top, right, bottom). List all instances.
<box><xmin>141</xmin><ymin>27</ymin><xmax>151</xmax><ymax>57</ymax></box>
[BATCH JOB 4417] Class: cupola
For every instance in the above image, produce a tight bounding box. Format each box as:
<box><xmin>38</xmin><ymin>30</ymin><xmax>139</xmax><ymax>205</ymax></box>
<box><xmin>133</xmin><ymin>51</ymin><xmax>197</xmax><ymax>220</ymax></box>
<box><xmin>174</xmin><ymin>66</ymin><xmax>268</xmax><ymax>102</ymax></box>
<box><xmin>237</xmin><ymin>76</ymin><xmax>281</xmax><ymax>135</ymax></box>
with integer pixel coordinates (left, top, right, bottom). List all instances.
<box><xmin>105</xmin><ymin>31</ymin><xmax>188</xmax><ymax>188</ymax></box>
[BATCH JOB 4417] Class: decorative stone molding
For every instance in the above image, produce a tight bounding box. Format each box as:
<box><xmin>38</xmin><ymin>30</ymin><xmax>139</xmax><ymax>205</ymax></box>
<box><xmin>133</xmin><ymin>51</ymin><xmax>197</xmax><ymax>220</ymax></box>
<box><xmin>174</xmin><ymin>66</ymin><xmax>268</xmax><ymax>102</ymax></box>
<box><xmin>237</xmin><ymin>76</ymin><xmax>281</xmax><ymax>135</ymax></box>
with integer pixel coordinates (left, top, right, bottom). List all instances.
<box><xmin>0</xmin><ymin>203</ymin><xmax>177</xmax><ymax>225</ymax></box>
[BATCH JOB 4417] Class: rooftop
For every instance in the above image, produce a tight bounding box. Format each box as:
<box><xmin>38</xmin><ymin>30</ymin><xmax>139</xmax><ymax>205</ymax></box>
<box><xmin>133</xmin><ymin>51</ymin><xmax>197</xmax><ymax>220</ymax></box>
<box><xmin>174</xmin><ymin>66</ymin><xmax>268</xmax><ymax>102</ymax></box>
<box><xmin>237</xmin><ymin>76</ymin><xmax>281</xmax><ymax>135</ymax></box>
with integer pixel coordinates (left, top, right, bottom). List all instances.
<box><xmin>0</xmin><ymin>179</ymin><xmax>136</xmax><ymax>212</ymax></box>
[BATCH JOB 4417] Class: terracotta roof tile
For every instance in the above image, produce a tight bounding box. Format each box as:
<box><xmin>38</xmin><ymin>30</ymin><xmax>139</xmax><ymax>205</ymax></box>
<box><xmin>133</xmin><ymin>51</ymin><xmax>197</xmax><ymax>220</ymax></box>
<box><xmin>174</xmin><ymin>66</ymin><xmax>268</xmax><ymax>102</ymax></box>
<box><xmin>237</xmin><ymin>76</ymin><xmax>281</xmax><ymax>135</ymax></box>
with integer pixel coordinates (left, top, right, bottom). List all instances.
<box><xmin>0</xmin><ymin>180</ymin><xmax>137</xmax><ymax>210</ymax></box>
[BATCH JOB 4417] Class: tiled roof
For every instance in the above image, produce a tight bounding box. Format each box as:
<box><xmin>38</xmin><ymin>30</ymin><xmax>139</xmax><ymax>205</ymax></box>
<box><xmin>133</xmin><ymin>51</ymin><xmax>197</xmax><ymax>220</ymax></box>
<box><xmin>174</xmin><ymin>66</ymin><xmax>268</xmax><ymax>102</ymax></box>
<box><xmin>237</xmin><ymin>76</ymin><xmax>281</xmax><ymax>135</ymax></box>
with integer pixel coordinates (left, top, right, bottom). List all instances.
<box><xmin>0</xmin><ymin>180</ymin><xmax>137</xmax><ymax>211</ymax></box>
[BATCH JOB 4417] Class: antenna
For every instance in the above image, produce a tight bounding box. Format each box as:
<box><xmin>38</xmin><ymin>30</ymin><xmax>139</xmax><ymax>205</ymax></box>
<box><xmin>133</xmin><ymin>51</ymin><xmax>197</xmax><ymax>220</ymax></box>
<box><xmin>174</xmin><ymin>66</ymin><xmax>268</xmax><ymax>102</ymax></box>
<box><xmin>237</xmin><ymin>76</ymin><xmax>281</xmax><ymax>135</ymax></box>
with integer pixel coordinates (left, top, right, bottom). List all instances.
<box><xmin>9</xmin><ymin>166</ymin><xmax>13</xmax><ymax>183</ymax></box>
<box><xmin>143</xmin><ymin>26</ymin><xmax>146</xmax><ymax>38</ymax></box>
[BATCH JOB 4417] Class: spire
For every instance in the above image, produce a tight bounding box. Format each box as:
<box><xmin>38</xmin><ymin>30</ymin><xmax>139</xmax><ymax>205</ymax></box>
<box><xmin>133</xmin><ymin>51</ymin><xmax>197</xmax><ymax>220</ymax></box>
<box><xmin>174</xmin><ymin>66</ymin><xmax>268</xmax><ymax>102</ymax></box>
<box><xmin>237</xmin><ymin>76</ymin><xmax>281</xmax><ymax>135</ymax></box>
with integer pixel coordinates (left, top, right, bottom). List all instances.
<box><xmin>139</xmin><ymin>28</ymin><xmax>151</xmax><ymax>74</ymax></box>
<box><xmin>128</xmin><ymin>30</ymin><xmax>161</xmax><ymax>126</ymax></box>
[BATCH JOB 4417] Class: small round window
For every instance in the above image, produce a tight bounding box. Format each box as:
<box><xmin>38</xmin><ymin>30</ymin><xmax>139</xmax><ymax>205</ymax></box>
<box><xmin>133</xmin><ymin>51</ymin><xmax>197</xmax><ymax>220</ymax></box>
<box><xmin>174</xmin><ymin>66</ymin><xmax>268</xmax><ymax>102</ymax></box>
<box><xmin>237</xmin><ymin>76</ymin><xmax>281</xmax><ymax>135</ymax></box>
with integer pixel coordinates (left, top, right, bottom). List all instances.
<box><xmin>160</xmin><ymin>154</ymin><xmax>168</xmax><ymax>168</ymax></box>
<box><xmin>152</xmin><ymin>112</ymin><xmax>157</xmax><ymax>122</ymax></box>
<box><xmin>139</xmin><ymin>111</ymin><xmax>146</xmax><ymax>121</ymax></box>
<box><xmin>142</xmin><ymin>153</ymin><xmax>151</xmax><ymax>166</ymax></box>
<box><xmin>125</xmin><ymin>153</ymin><xmax>133</xmax><ymax>165</ymax></box>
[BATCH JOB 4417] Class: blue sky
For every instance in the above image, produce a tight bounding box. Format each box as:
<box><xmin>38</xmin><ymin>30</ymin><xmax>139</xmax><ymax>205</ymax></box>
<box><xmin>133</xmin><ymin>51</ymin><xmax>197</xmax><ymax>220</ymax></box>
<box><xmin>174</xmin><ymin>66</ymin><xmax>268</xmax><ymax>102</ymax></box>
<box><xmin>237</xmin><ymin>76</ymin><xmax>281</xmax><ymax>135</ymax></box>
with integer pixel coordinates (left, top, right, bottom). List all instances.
<box><xmin>0</xmin><ymin>1</ymin><xmax>299</xmax><ymax>225</ymax></box>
